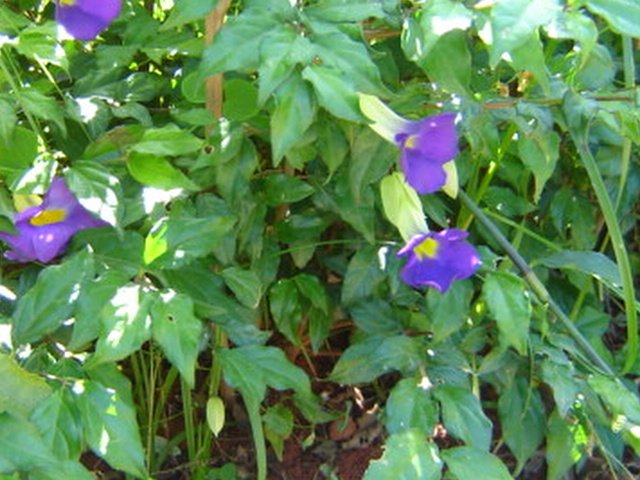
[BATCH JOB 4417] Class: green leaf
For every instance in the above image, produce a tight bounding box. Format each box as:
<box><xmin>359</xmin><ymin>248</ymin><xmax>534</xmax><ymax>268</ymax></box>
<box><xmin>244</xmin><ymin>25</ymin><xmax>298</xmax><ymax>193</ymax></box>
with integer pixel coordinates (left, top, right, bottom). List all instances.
<box><xmin>317</xmin><ymin>117</ymin><xmax>349</xmax><ymax>175</ymax></box>
<box><xmin>385</xmin><ymin>378</ymin><xmax>438</xmax><ymax>435</ymax></box>
<box><xmin>541</xmin><ymin>361</ymin><xmax>579</xmax><ymax>417</ymax></box>
<box><xmin>12</xmin><ymin>250</ymin><xmax>94</xmax><ymax>345</ymax></box>
<box><xmin>418</xmin><ymin>30</ymin><xmax>471</xmax><ymax>96</ymax></box>
<box><xmin>586</xmin><ymin>0</ymin><xmax>640</xmax><ymax>37</ymax></box>
<box><xmin>30</xmin><ymin>388</ymin><xmax>83</xmax><ymax>460</ymax></box>
<box><xmin>0</xmin><ymin>412</ymin><xmax>93</xmax><ymax>479</ymax></box>
<box><xmin>489</xmin><ymin>0</ymin><xmax>561</xmax><ymax>66</ymax></box>
<box><xmin>341</xmin><ymin>246</ymin><xmax>387</xmax><ymax>305</ymax></box>
<box><xmin>518</xmin><ymin>129</ymin><xmax>560</xmax><ymax>202</ymax></box>
<box><xmin>309</xmin><ymin>31</ymin><xmax>389</xmax><ymax>97</ymax></box>
<box><xmin>0</xmin><ymin>353</ymin><xmax>51</xmax><ymax>417</ymax></box>
<box><xmin>131</xmin><ymin>124</ymin><xmax>203</xmax><ymax>156</ymax></box>
<box><xmin>71</xmin><ymin>229</ymin><xmax>143</xmax><ymax>278</ymax></box>
<box><xmin>65</xmin><ymin>161</ymin><xmax>123</xmax><ymax>227</ymax></box>
<box><xmin>0</xmin><ymin>99</ymin><xmax>16</xmax><ymax>145</ymax></box>
<box><xmin>257</xmin><ymin>27</ymin><xmax>299</xmax><ymax>105</ymax></box>
<box><xmin>261</xmin><ymin>173</ymin><xmax>315</xmax><ymax>206</ymax></box>
<box><xmin>364</xmin><ymin>430</ymin><xmax>442</xmax><ymax>480</ymax></box>
<box><xmin>263</xmin><ymin>404</ymin><xmax>293</xmax><ymax>461</ymax></box>
<box><xmin>427</xmin><ymin>280</ymin><xmax>473</xmax><ymax>343</ymax></box>
<box><xmin>219</xmin><ymin>345</ymin><xmax>314</xmax><ymax>407</ymax></box>
<box><xmin>588</xmin><ymin>374</ymin><xmax>640</xmax><ymax>424</ymax></box>
<box><xmin>546</xmin><ymin>408</ymin><xmax>588</xmax><ymax>480</ymax></box>
<box><xmin>161</xmin><ymin>0</ymin><xmax>219</xmax><ymax>30</ymax></box>
<box><xmin>349</xmin><ymin>128</ymin><xmax>396</xmax><ymax>203</ymax></box>
<box><xmin>16</xmin><ymin>87</ymin><xmax>65</xmax><ymax>134</ymax></box>
<box><xmin>301</xmin><ymin>65</ymin><xmax>363</xmax><ymax>122</ymax></box>
<box><xmin>329</xmin><ymin>335</ymin><xmax>421</xmax><ymax>384</ymax></box>
<box><xmin>482</xmin><ymin>272</ymin><xmax>531</xmax><ymax>355</ymax></box>
<box><xmin>221</xmin><ymin>267</ymin><xmax>263</xmax><ymax>309</ymax></box>
<box><xmin>538</xmin><ymin>250</ymin><xmax>622</xmax><ymax>289</ymax></box>
<box><xmin>305</xmin><ymin>0</ymin><xmax>386</xmax><ymax>23</ymax></box>
<box><xmin>127</xmin><ymin>152</ymin><xmax>199</xmax><ymax>191</ymax></box>
<box><xmin>269</xmin><ymin>279</ymin><xmax>303</xmax><ymax>345</ymax></box>
<box><xmin>144</xmin><ymin>209</ymin><xmax>236</xmax><ymax>268</ymax></box>
<box><xmin>223</xmin><ymin>78</ymin><xmax>260</xmax><ymax>122</ymax></box>
<box><xmin>270</xmin><ymin>74</ymin><xmax>316</xmax><ymax>164</ymax></box>
<box><xmin>151</xmin><ymin>291</ymin><xmax>203</xmax><ymax>388</ymax></box>
<box><xmin>442</xmin><ymin>447</ymin><xmax>512</xmax><ymax>480</ymax></box>
<box><xmin>89</xmin><ymin>285</ymin><xmax>154</xmax><ymax>365</ymax></box>
<box><xmin>293</xmin><ymin>274</ymin><xmax>329</xmax><ymax>314</ymax></box>
<box><xmin>402</xmin><ymin>0</ymin><xmax>473</xmax><ymax>60</ymax></box>
<box><xmin>434</xmin><ymin>385</ymin><xmax>493</xmax><ymax>451</ymax></box>
<box><xmin>498</xmin><ymin>379</ymin><xmax>545</xmax><ymax>474</ymax></box>
<box><xmin>76</xmin><ymin>380</ymin><xmax>146</xmax><ymax>477</ymax></box>
<box><xmin>380</xmin><ymin>173</ymin><xmax>428</xmax><ymax>242</ymax></box>
<box><xmin>200</xmin><ymin>11</ymin><xmax>283</xmax><ymax>76</ymax></box>
<box><xmin>0</xmin><ymin>127</ymin><xmax>35</xmax><ymax>179</ymax></box>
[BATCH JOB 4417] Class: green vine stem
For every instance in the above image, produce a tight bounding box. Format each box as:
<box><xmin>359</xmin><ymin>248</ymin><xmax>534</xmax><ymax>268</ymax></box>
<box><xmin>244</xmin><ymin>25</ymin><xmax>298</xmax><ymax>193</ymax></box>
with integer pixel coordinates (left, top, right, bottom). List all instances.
<box><xmin>570</xmin><ymin>128</ymin><xmax>638</xmax><ymax>373</ymax></box>
<box><xmin>615</xmin><ymin>35</ymin><xmax>636</xmax><ymax>212</ymax></box>
<box><xmin>458</xmin><ymin>190</ymin><xmax>615</xmax><ymax>376</ymax></box>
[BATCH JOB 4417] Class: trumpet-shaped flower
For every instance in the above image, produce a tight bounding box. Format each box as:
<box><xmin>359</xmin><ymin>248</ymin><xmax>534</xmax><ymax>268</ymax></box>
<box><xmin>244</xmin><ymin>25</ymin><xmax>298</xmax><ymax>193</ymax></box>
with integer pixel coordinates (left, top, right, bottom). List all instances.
<box><xmin>0</xmin><ymin>177</ymin><xmax>108</xmax><ymax>263</ymax></box>
<box><xmin>398</xmin><ymin>229</ymin><xmax>480</xmax><ymax>292</ymax></box>
<box><xmin>56</xmin><ymin>0</ymin><xmax>121</xmax><ymax>41</ymax></box>
<box><xmin>359</xmin><ymin>93</ymin><xmax>459</xmax><ymax>196</ymax></box>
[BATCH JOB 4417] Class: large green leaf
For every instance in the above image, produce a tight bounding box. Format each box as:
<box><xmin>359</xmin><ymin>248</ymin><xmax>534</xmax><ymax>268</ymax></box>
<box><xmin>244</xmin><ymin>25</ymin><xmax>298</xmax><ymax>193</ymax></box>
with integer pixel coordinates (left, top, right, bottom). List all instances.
<box><xmin>12</xmin><ymin>250</ymin><xmax>94</xmax><ymax>345</ymax></box>
<box><xmin>0</xmin><ymin>127</ymin><xmax>37</xmax><ymax>179</ymax></box>
<box><xmin>270</xmin><ymin>74</ymin><xmax>316</xmax><ymax>164</ymax></box>
<box><xmin>0</xmin><ymin>412</ymin><xmax>93</xmax><ymax>479</ymax></box>
<box><xmin>65</xmin><ymin>161</ymin><xmax>123</xmax><ymax>227</ymax></box>
<box><xmin>364</xmin><ymin>430</ymin><xmax>442</xmax><ymax>480</ymax></box>
<box><xmin>434</xmin><ymin>385</ymin><xmax>493</xmax><ymax>451</ymax></box>
<box><xmin>301</xmin><ymin>65</ymin><xmax>363</xmax><ymax>122</ymax></box>
<box><xmin>261</xmin><ymin>173</ymin><xmax>315</xmax><ymax>206</ymax></box>
<box><xmin>442</xmin><ymin>447</ymin><xmax>512</xmax><ymax>480</ymax></box>
<box><xmin>151</xmin><ymin>291</ymin><xmax>203</xmax><ymax>388</ymax></box>
<box><xmin>482</xmin><ymin>272</ymin><xmax>531</xmax><ymax>355</ymax></box>
<box><xmin>518</xmin><ymin>129</ymin><xmax>560</xmax><ymax>202</ymax></box>
<box><xmin>130</xmin><ymin>125</ymin><xmax>203</xmax><ymax>156</ymax></box>
<box><xmin>427</xmin><ymin>280</ymin><xmax>473</xmax><ymax>343</ymax></box>
<box><xmin>127</xmin><ymin>152</ymin><xmax>199</xmax><ymax>191</ymax></box>
<box><xmin>304</xmin><ymin>0</ymin><xmax>386</xmax><ymax>23</ymax></box>
<box><xmin>269</xmin><ymin>279</ymin><xmax>303</xmax><ymax>344</ymax></box>
<box><xmin>89</xmin><ymin>285</ymin><xmax>155</xmax><ymax>365</ymax></box>
<box><xmin>161</xmin><ymin>0</ymin><xmax>219</xmax><ymax>30</ymax></box>
<box><xmin>329</xmin><ymin>335</ymin><xmax>421</xmax><ymax>384</ymax></box>
<box><xmin>144</xmin><ymin>209</ymin><xmax>236</xmax><ymax>268</ymax></box>
<box><xmin>0</xmin><ymin>353</ymin><xmax>51</xmax><ymax>417</ymax></box>
<box><xmin>76</xmin><ymin>380</ymin><xmax>146</xmax><ymax>477</ymax></box>
<box><xmin>384</xmin><ymin>378</ymin><xmax>438</xmax><ymax>435</ymax></box>
<box><xmin>341</xmin><ymin>246</ymin><xmax>387</xmax><ymax>305</ymax></box>
<box><xmin>538</xmin><ymin>250</ymin><xmax>622</xmax><ymax>288</ymax></box>
<box><xmin>200</xmin><ymin>10</ymin><xmax>284</xmax><ymax>76</ymax></box>
<box><xmin>498</xmin><ymin>379</ymin><xmax>545</xmax><ymax>474</ymax></box>
<box><xmin>220</xmin><ymin>266</ymin><xmax>263</xmax><ymax>309</ymax></box>
<box><xmin>586</xmin><ymin>0</ymin><xmax>640</xmax><ymax>37</ymax></box>
<box><xmin>30</xmin><ymin>388</ymin><xmax>83</xmax><ymax>461</ymax></box>
<box><xmin>489</xmin><ymin>0</ymin><xmax>561</xmax><ymax>65</ymax></box>
<box><xmin>546</xmin><ymin>408</ymin><xmax>588</xmax><ymax>480</ymax></box>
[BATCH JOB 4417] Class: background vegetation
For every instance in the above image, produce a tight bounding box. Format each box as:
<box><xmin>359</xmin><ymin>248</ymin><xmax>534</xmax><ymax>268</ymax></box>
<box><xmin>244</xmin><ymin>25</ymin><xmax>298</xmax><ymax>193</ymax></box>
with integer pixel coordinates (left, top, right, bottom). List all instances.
<box><xmin>0</xmin><ymin>0</ymin><xmax>639</xmax><ymax>479</ymax></box>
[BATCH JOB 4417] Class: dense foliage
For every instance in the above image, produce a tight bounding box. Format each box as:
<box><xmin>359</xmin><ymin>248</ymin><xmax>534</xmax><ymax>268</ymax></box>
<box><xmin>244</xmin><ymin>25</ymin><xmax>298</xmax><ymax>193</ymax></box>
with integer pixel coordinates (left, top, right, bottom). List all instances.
<box><xmin>0</xmin><ymin>1</ymin><xmax>639</xmax><ymax>479</ymax></box>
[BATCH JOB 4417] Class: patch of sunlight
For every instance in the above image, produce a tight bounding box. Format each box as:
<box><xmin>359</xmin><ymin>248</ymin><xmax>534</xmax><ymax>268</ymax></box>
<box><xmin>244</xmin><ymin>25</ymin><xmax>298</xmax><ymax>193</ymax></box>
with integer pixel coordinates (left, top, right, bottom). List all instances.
<box><xmin>98</xmin><ymin>428</ymin><xmax>110</xmax><ymax>455</ymax></box>
<box><xmin>75</xmin><ymin>97</ymin><xmax>99</xmax><ymax>122</ymax></box>
<box><xmin>431</xmin><ymin>15</ymin><xmax>472</xmax><ymax>36</ymax></box>
<box><xmin>377</xmin><ymin>246</ymin><xmax>389</xmax><ymax>271</ymax></box>
<box><xmin>0</xmin><ymin>324</ymin><xmax>12</xmax><ymax>350</ymax></box>
<box><xmin>142</xmin><ymin>186</ymin><xmax>183</xmax><ymax>214</ymax></box>
<box><xmin>72</xmin><ymin>380</ymin><xmax>85</xmax><ymax>395</ymax></box>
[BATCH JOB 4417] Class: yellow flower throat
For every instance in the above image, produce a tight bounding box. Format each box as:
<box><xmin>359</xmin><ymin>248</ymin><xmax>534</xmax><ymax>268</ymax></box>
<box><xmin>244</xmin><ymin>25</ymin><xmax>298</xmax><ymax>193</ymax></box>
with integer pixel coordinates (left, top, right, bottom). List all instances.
<box><xmin>413</xmin><ymin>237</ymin><xmax>439</xmax><ymax>259</ymax></box>
<box><xmin>30</xmin><ymin>209</ymin><xmax>67</xmax><ymax>226</ymax></box>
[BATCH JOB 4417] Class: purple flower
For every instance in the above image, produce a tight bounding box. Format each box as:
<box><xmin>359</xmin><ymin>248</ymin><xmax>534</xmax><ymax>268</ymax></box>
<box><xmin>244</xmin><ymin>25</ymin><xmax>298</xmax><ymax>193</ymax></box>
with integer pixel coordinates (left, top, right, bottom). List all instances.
<box><xmin>0</xmin><ymin>177</ymin><xmax>108</xmax><ymax>263</ymax></box>
<box><xmin>359</xmin><ymin>94</ymin><xmax>459</xmax><ymax>196</ymax></box>
<box><xmin>398</xmin><ymin>229</ymin><xmax>480</xmax><ymax>292</ymax></box>
<box><xmin>394</xmin><ymin>113</ymin><xmax>458</xmax><ymax>194</ymax></box>
<box><xmin>56</xmin><ymin>0</ymin><xmax>122</xmax><ymax>41</ymax></box>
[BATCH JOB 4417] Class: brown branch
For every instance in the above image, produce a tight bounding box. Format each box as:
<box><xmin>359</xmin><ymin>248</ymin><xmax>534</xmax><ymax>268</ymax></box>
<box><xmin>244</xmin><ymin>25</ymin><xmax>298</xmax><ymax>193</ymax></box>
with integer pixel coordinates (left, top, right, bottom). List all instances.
<box><xmin>204</xmin><ymin>0</ymin><xmax>232</xmax><ymax>121</ymax></box>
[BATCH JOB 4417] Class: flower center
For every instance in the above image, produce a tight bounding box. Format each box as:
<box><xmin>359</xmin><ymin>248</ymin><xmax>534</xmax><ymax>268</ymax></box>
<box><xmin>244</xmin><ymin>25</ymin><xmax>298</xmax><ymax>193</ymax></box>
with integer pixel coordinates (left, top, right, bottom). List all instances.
<box><xmin>59</xmin><ymin>0</ymin><xmax>77</xmax><ymax>5</ymax></box>
<box><xmin>404</xmin><ymin>135</ymin><xmax>417</xmax><ymax>149</ymax></box>
<box><xmin>29</xmin><ymin>209</ymin><xmax>67</xmax><ymax>226</ymax></box>
<box><xmin>413</xmin><ymin>237</ymin><xmax>439</xmax><ymax>259</ymax></box>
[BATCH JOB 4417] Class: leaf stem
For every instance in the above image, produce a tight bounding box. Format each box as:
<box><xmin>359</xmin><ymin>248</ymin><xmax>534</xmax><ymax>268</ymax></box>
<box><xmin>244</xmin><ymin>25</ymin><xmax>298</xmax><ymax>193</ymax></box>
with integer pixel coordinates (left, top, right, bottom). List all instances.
<box><xmin>458</xmin><ymin>190</ymin><xmax>614</xmax><ymax>375</ymax></box>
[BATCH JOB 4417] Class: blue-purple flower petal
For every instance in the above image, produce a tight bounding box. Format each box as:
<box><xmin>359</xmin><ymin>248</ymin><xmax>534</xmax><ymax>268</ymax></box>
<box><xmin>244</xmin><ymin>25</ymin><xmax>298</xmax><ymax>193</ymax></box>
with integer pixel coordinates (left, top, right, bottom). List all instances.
<box><xmin>56</xmin><ymin>0</ymin><xmax>121</xmax><ymax>41</ymax></box>
<box><xmin>398</xmin><ymin>229</ymin><xmax>480</xmax><ymax>292</ymax></box>
<box><xmin>395</xmin><ymin>113</ymin><xmax>459</xmax><ymax>194</ymax></box>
